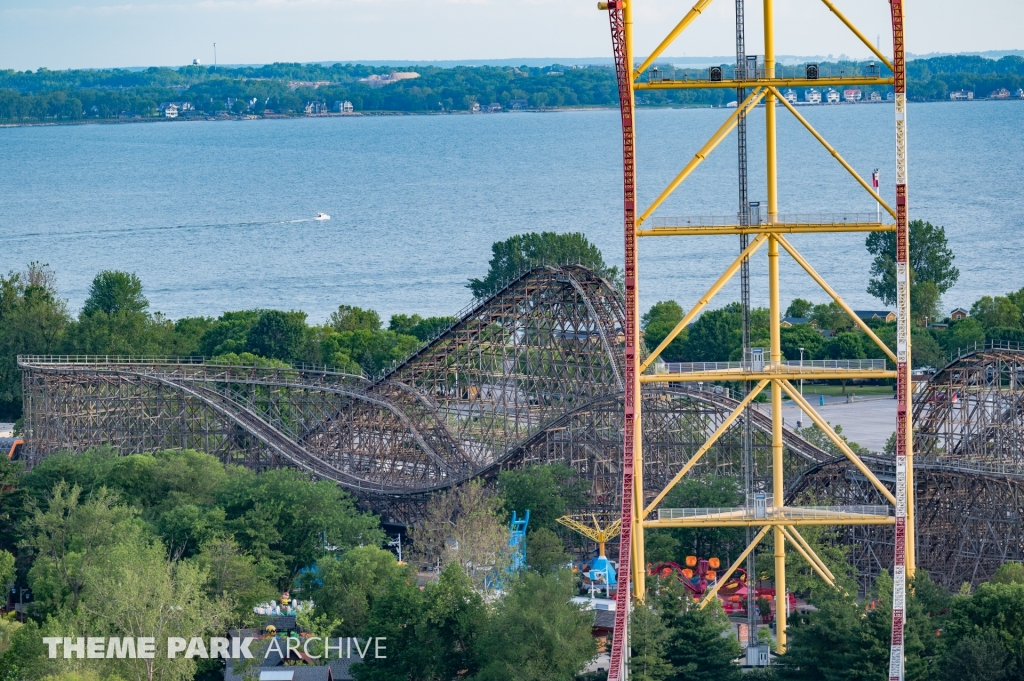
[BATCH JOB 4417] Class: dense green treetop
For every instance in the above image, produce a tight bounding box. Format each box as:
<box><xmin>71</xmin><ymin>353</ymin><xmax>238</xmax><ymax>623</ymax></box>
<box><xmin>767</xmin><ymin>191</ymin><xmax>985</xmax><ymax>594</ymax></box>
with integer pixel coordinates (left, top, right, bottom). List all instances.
<box><xmin>497</xmin><ymin>463</ymin><xmax>588</xmax><ymax>532</ymax></box>
<box><xmin>467</xmin><ymin>231</ymin><xmax>619</xmax><ymax>298</ymax></box>
<box><xmin>81</xmin><ymin>270</ymin><xmax>148</xmax><ymax>316</ymax></box>
<box><xmin>866</xmin><ymin>220</ymin><xmax>960</xmax><ymax>322</ymax></box>
<box><xmin>329</xmin><ymin>304</ymin><xmax>383</xmax><ymax>333</ymax></box>
<box><xmin>642</xmin><ymin>301</ymin><xmax>688</xmax><ymax>362</ymax></box>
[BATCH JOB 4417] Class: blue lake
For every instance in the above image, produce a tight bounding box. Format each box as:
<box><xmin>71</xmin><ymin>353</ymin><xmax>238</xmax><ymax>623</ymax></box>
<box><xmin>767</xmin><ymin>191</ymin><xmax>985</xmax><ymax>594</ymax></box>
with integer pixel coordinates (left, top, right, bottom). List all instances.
<box><xmin>1</xmin><ymin>100</ymin><xmax>1022</xmax><ymax>323</ymax></box>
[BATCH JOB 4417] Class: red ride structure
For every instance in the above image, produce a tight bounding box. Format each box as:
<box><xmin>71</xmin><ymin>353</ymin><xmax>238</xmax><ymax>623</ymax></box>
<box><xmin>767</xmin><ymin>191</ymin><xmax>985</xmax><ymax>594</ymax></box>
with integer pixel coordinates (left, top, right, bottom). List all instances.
<box><xmin>602</xmin><ymin>2</ymin><xmax>640</xmax><ymax>680</ymax></box>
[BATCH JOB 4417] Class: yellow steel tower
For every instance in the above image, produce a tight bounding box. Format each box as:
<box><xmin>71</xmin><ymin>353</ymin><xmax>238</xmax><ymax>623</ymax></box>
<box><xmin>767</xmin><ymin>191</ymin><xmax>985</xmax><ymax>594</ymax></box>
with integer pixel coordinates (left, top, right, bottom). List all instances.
<box><xmin>598</xmin><ymin>1</ymin><xmax>913</xmax><ymax>678</ymax></box>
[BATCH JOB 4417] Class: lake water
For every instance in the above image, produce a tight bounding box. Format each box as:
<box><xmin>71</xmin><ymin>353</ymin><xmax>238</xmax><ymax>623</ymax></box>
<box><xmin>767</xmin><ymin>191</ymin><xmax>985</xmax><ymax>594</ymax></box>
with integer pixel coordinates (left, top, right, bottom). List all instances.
<box><xmin>2</xmin><ymin>101</ymin><xmax>1022</xmax><ymax>323</ymax></box>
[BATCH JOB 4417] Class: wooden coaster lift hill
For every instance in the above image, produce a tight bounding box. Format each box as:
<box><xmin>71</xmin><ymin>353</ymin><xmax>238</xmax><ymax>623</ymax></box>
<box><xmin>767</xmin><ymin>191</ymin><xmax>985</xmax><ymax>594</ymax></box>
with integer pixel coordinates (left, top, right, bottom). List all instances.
<box><xmin>595</xmin><ymin>1</ymin><xmax>913</xmax><ymax>678</ymax></box>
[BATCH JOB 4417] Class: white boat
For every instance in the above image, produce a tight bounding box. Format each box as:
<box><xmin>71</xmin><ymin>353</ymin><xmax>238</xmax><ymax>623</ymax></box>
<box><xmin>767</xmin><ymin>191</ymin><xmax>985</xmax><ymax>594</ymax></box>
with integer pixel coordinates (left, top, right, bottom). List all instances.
<box><xmin>315</xmin><ymin>212</ymin><xmax>330</xmax><ymax>221</ymax></box>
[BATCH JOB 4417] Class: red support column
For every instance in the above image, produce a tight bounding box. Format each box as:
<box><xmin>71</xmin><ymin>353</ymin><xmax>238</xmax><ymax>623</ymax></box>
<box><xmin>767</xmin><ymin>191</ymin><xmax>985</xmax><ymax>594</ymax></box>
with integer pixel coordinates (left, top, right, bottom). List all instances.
<box><xmin>888</xmin><ymin>2</ymin><xmax>909</xmax><ymax>680</ymax></box>
<box><xmin>605</xmin><ymin>2</ymin><xmax>636</xmax><ymax>680</ymax></box>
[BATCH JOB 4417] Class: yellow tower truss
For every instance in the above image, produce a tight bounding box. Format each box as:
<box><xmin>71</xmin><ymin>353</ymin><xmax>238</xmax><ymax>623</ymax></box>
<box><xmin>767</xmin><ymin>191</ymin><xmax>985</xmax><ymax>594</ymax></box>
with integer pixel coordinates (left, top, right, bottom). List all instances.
<box><xmin>556</xmin><ymin>514</ymin><xmax>623</xmax><ymax>558</ymax></box>
<box><xmin>596</xmin><ymin>1</ymin><xmax>914</xmax><ymax>678</ymax></box>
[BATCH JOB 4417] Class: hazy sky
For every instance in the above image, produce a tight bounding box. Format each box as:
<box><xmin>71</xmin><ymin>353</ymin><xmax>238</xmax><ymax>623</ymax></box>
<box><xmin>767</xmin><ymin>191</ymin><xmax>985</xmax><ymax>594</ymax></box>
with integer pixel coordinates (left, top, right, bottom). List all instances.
<box><xmin>1</xmin><ymin>0</ymin><xmax>1021</xmax><ymax>71</ymax></box>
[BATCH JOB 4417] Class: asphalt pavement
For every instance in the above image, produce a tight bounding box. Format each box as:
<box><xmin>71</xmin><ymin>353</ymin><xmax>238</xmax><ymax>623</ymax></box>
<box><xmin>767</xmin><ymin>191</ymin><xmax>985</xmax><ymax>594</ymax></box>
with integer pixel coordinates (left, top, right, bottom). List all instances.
<box><xmin>775</xmin><ymin>395</ymin><xmax>896</xmax><ymax>453</ymax></box>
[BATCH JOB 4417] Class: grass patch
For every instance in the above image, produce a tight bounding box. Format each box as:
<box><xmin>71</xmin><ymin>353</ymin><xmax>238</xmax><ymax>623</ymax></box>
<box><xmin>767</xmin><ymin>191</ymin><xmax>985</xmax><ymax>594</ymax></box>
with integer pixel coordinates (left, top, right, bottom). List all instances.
<box><xmin>791</xmin><ymin>384</ymin><xmax>895</xmax><ymax>397</ymax></box>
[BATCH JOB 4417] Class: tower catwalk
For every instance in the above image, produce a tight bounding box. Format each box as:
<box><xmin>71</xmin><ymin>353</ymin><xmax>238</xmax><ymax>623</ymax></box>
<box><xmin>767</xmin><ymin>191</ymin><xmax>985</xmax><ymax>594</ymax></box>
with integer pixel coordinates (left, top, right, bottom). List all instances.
<box><xmin>598</xmin><ymin>1</ymin><xmax>911</xmax><ymax>678</ymax></box>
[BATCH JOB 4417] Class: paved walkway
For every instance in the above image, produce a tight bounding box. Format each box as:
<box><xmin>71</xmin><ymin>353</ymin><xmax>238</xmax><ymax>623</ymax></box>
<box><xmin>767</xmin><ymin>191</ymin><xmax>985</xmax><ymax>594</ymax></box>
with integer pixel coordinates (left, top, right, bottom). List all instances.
<box><xmin>776</xmin><ymin>396</ymin><xmax>896</xmax><ymax>453</ymax></box>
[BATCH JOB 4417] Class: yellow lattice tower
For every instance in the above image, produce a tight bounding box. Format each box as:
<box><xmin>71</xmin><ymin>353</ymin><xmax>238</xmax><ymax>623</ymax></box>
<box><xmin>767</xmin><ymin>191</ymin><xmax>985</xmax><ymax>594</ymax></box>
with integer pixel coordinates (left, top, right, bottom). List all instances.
<box><xmin>596</xmin><ymin>0</ymin><xmax>913</xmax><ymax>676</ymax></box>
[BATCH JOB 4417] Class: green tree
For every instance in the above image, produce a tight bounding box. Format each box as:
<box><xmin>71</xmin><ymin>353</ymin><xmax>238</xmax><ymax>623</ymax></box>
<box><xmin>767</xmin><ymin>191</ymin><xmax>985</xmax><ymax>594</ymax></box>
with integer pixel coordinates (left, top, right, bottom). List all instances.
<box><xmin>0</xmin><ymin>550</ymin><xmax>15</xmax><ymax>591</ymax></box>
<box><xmin>643</xmin><ymin>301</ymin><xmax>688</xmax><ymax>362</ymax></box>
<box><xmin>104</xmin><ymin>449</ymin><xmax>227</xmax><ymax>514</ymax></box>
<box><xmin>664</xmin><ymin>600</ymin><xmax>741</xmax><ymax>681</ymax></box>
<box><xmin>985</xmin><ymin>326</ymin><xmax>1024</xmax><ymax>344</ymax></box>
<box><xmin>795</xmin><ymin>422</ymin><xmax>871</xmax><ymax>457</ymax></box>
<box><xmin>969</xmin><ymin>295</ymin><xmax>1023</xmax><ymax>329</ymax></box>
<box><xmin>816</xmin><ymin>332</ymin><xmax>868</xmax><ymax>395</ymax></box>
<box><xmin>215</xmin><ymin>468</ymin><xmax>384</xmax><ymax>584</ymax></box>
<box><xmin>467</xmin><ymin>232</ymin><xmax>619</xmax><ymax>298</ymax></box>
<box><xmin>910</xmin><ymin>328</ymin><xmax>945</xmax><ymax>368</ymax></box>
<box><xmin>397</xmin><ymin>315</ymin><xmax>456</xmax><ymax>342</ymax></box>
<box><xmin>68</xmin><ymin>537</ymin><xmax>232</xmax><ymax>681</ymax></box>
<box><xmin>497</xmin><ymin>464</ymin><xmax>587</xmax><ymax>532</ymax></box>
<box><xmin>810</xmin><ymin>302</ymin><xmax>853</xmax><ymax>333</ymax></box>
<box><xmin>990</xmin><ymin>561</ymin><xmax>1024</xmax><ymax>585</ymax></box>
<box><xmin>1006</xmin><ymin>286</ymin><xmax>1024</xmax><ymax>313</ymax></box>
<box><xmin>0</xmin><ymin>457</ymin><xmax>26</xmax><ymax>551</ymax></box>
<box><xmin>777</xmin><ymin>586</ymin><xmax>866</xmax><ymax>681</ymax></box>
<box><xmin>686</xmin><ymin>307</ymin><xmax>740</xmax><ymax>362</ymax></box>
<box><xmin>416</xmin><ymin>563</ymin><xmax>487</xmax><ymax>679</ymax></box>
<box><xmin>68</xmin><ymin>307</ymin><xmax>151</xmax><ymax>356</ymax></box>
<box><xmin>67</xmin><ymin>270</ymin><xmax>189</xmax><ymax>358</ymax></box>
<box><xmin>22</xmin><ymin>483</ymin><xmax>138</xmax><ymax>612</ymax></box>
<box><xmin>81</xmin><ymin>271</ymin><xmax>147</xmax><ymax>316</ymax></box>
<box><xmin>645</xmin><ymin>531</ymin><xmax>681</xmax><ymax>564</ymax></box>
<box><xmin>629</xmin><ymin>603</ymin><xmax>673</xmax><ymax>681</ymax></box>
<box><xmin>157</xmin><ymin>504</ymin><xmax>228</xmax><ymax>558</ymax></box>
<box><xmin>194</xmin><ymin>536</ymin><xmax>277</xmax><ymax>617</ymax></box>
<box><xmin>945</xmin><ymin>318</ymin><xmax>986</xmax><ymax>353</ymax></box>
<box><xmin>41</xmin><ymin>672</ymin><xmax>127</xmax><ymax>681</ymax></box>
<box><xmin>526</xmin><ymin>527</ymin><xmax>570</xmax><ymax>574</ymax></box>
<box><xmin>861</xmin><ymin>572</ymin><xmax>935</xmax><ymax>681</ymax></box>
<box><xmin>329</xmin><ymin>305</ymin><xmax>382</xmax><ymax>333</ymax></box>
<box><xmin>939</xmin><ymin>631</ymin><xmax>1012</xmax><ymax>681</ymax></box>
<box><xmin>352</xmin><ymin>561</ymin><xmax>487</xmax><ymax>681</ymax></box>
<box><xmin>754</xmin><ymin>527</ymin><xmax>852</xmax><ymax>603</ymax></box>
<box><xmin>311</xmin><ymin>546</ymin><xmax>414</xmax><ymax>633</ymax></box>
<box><xmin>0</xmin><ymin>264</ymin><xmax>70</xmax><ymax>419</ymax></box>
<box><xmin>475</xmin><ymin>571</ymin><xmax>596</xmax><ymax>681</ymax></box>
<box><xmin>0</xmin><ymin>619</ymin><xmax>50</xmax><ymax>680</ymax></box>
<box><xmin>782</xmin><ymin>571</ymin><xmax>941</xmax><ymax>681</ymax></box>
<box><xmin>413</xmin><ymin>480</ymin><xmax>509</xmax><ymax>592</ymax></box>
<box><xmin>350</xmin><ymin>569</ymin><xmax>428</xmax><ymax>681</ymax></box>
<box><xmin>865</xmin><ymin>220</ymin><xmax>959</xmax><ymax>318</ymax></box>
<box><xmin>785</xmin><ymin>298</ymin><xmax>814</xmax><ymax>318</ymax></box>
<box><xmin>246</xmin><ymin>309</ymin><xmax>307</xmax><ymax>361</ymax></box>
<box><xmin>816</xmin><ymin>332</ymin><xmax>866</xmax><ymax>361</ymax></box>
<box><xmin>780</xmin><ymin>324</ymin><xmax>825</xmax><ymax>363</ymax></box>
<box><xmin>196</xmin><ymin>310</ymin><xmax>261</xmax><ymax>356</ymax></box>
<box><xmin>18</xmin><ymin>449</ymin><xmax>115</xmax><ymax>508</ymax></box>
<box><xmin>911</xmin><ymin>280</ymin><xmax>941</xmax><ymax>324</ymax></box>
<box><xmin>319</xmin><ymin>328</ymin><xmax>420</xmax><ymax>376</ymax></box>
<box><xmin>944</xmin><ymin>580</ymin><xmax>1024</xmax><ymax>660</ymax></box>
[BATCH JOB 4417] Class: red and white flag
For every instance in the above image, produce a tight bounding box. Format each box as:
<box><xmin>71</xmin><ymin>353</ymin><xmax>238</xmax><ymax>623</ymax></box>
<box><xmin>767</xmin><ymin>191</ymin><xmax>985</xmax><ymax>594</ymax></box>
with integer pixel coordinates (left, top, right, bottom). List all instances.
<box><xmin>872</xmin><ymin>169</ymin><xmax>880</xmax><ymax>189</ymax></box>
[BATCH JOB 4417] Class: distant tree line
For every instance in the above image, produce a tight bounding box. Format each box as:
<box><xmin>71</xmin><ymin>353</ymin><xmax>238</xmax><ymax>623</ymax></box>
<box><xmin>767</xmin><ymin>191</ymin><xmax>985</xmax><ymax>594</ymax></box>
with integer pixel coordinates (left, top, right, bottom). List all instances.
<box><xmin>1</xmin><ymin>55</ymin><xmax>1021</xmax><ymax>122</ymax></box>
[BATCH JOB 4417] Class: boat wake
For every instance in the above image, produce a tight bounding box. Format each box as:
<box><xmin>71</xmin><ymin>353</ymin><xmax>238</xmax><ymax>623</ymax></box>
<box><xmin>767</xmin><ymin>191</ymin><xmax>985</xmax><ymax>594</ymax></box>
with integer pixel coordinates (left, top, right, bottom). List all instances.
<box><xmin>7</xmin><ymin>215</ymin><xmax>333</xmax><ymax>244</ymax></box>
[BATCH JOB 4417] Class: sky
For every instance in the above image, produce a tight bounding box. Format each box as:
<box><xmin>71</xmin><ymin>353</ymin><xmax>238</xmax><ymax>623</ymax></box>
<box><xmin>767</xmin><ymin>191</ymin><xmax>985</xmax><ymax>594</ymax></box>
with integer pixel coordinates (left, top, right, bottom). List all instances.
<box><xmin>0</xmin><ymin>0</ymin><xmax>1021</xmax><ymax>71</ymax></box>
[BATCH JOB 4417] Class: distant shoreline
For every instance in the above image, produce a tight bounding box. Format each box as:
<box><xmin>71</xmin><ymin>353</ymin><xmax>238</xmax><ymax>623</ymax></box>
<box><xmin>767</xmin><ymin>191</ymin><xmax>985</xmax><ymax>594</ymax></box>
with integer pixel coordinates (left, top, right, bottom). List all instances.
<box><xmin>0</xmin><ymin>107</ymin><xmax>618</xmax><ymax>128</ymax></box>
<box><xmin>0</xmin><ymin>98</ymin><xmax>1016</xmax><ymax>130</ymax></box>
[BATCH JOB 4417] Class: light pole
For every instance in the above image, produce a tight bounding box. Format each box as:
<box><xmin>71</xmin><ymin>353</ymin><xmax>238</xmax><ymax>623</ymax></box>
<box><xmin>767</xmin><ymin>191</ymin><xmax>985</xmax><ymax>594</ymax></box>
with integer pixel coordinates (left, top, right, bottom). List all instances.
<box><xmin>798</xmin><ymin>347</ymin><xmax>805</xmax><ymax>427</ymax></box>
<box><xmin>388</xmin><ymin>535</ymin><xmax>403</xmax><ymax>563</ymax></box>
